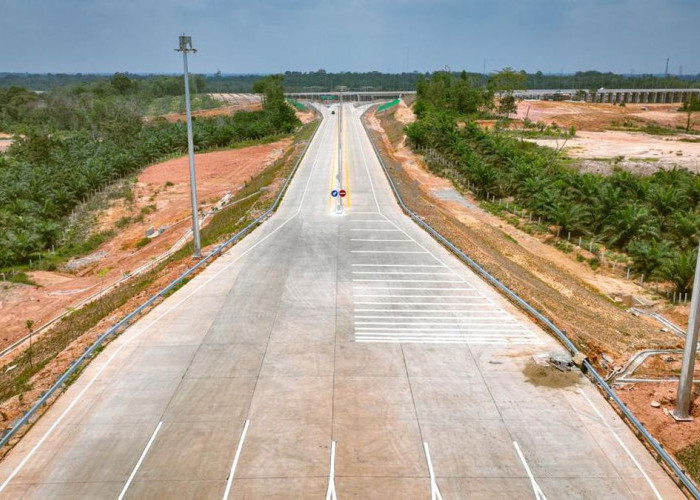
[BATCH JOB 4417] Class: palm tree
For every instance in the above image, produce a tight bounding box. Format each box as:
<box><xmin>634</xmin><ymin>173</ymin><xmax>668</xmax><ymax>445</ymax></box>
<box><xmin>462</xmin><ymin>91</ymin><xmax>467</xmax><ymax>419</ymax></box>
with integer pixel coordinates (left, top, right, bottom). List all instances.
<box><xmin>602</xmin><ymin>203</ymin><xmax>659</xmax><ymax>250</ymax></box>
<box><xmin>627</xmin><ymin>239</ymin><xmax>672</xmax><ymax>280</ymax></box>
<box><xmin>660</xmin><ymin>249</ymin><xmax>698</xmax><ymax>294</ymax></box>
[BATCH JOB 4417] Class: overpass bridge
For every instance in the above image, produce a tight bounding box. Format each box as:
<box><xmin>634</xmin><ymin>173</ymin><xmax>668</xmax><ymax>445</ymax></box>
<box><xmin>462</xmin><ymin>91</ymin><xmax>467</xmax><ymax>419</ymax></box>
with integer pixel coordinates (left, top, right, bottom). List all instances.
<box><xmin>514</xmin><ymin>88</ymin><xmax>700</xmax><ymax>104</ymax></box>
<box><xmin>286</xmin><ymin>90</ymin><xmax>415</xmax><ymax>102</ymax></box>
<box><xmin>288</xmin><ymin>88</ymin><xmax>700</xmax><ymax>105</ymax></box>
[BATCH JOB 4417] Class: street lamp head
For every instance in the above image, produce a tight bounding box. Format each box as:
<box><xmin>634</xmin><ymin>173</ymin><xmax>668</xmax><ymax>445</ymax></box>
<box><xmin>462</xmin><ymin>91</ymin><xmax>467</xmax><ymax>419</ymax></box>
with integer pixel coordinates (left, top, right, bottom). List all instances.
<box><xmin>176</xmin><ymin>34</ymin><xmax>197</xmax><ymax>53</ymax></box>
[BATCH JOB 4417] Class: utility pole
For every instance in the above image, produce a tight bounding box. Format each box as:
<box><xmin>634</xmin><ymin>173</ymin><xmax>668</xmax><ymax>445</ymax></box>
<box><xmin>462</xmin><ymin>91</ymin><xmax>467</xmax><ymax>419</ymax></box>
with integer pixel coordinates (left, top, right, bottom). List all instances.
<box><xmin>672</xmin><ymin>238</ymin><xmax>700</xmax><ymax>421</ymax></box>
<box><xmin>176</xmin><ymin>34</ymin><xmax>202</xmax><ymax>258</ymax></box>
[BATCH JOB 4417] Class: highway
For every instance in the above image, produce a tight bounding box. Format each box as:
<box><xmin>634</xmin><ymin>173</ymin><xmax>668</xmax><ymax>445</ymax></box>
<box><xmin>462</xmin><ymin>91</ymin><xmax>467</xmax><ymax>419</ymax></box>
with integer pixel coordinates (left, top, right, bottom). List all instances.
<box><xmin>0</xmin><ymin>104</ymin><xmax>685</xmax><ymax>499</ymax></box>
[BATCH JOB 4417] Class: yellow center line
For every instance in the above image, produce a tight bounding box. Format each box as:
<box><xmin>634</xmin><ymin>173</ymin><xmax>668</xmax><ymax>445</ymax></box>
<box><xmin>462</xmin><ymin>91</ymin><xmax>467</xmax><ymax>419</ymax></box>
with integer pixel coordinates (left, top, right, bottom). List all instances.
<box><xmin>328</xmin><ymin>112</ymin><xmax>339</xmax><ymax>212</ymax></box>
<box><xmin>343</xmin><ymin>108</ymin><xmax>351</xmax><ymax>209</ymax></box>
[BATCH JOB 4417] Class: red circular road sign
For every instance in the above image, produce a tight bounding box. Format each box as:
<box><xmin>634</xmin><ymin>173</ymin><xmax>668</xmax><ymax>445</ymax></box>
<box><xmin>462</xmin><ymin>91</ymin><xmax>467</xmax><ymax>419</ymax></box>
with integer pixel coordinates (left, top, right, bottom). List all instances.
<box><xmin>339</xmin><ymin>189</ymin><xmax>347</xmax><ymax>197</ymax></box>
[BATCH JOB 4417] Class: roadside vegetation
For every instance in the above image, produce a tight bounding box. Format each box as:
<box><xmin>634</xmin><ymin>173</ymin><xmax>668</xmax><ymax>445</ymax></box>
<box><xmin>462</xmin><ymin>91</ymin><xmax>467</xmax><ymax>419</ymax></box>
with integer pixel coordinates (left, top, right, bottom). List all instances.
<box><xmin>0</xmin><ymin>117</ymin><xmax>317</xmax><ymax>417</ymax></box>
<box><xmin>405</xmin><ymin>72</ymin><xmax>700</xmax><ymax>294</ymax></box>
<box><xmin>0</xmin><ymin>73</ymin><xmax>299</xmax><ymax>270</ymax></box>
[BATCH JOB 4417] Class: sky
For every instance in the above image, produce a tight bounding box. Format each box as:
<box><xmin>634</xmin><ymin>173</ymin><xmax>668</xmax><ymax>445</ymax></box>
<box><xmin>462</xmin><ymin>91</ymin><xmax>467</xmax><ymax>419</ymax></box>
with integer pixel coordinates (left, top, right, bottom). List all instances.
<box><xmin>1</xmin><ymin>0</ymin><xmax>698</xmax><ymax>75</ymax></box>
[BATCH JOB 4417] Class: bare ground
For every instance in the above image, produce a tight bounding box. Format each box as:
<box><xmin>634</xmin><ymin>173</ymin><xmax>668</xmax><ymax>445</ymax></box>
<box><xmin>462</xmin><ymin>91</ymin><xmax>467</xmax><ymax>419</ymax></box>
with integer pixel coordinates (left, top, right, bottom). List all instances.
<box><xmin>531</xmin><ymin>130</ymin><xmax>700</xmax><ymax>174</ymax></box>
<box><xmin>516</xmin><ymin>101</ymin><xmax>697</xmax><ymax>132</ymax></box>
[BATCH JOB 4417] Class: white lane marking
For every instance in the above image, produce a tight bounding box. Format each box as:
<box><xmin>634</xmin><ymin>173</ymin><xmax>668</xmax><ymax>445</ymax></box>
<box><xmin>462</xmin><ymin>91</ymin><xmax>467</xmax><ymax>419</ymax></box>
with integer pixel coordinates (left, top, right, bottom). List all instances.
<box><xmin>353</xmin><ymin>279</ymin><xmax>463</xmax><ymax>283</ymax></box>
<box><xmin>356</xmin><ymin>308</ymin><xmax>501</xmax><ymax>313</ymax></box>
<box><xmin>423</xmin><ymin>442</ymin><xmax>444</xmax><ymax>500</ymax></box>
<box><xmin>356</xmin><ymin>328</ymin><xmax>531</xmax><ymax>334</ymax></box>
<box><xmin>353</xmin><ymin>272</ymin><xmax>453</xmax><ymax>276</ymax></box>
<box><xmin>350</xmin><ymin>239</ymin><xmax>413</xmax><ymax>242</ymax></box>
<box><xmin>356</xmin><ymin>338</ymin><xmax>538</xmax><ymax>344</ymax></box>
<box><xmin>325</xmin><ymin>441</ymin><xmax>338</xmax><ymax>500</ymax></box>
<box><xmin>352</xmin><ymin>264</ymin><xmax>446</xmax><ymax>268</ymax></box>
<box><xmin>222</xmin><ymin>419</ymin><xmax>250</xmax><ymax>500</ymax></box>
<box><xmin>0</xmin><ymin>111</ymin><xmax>332</xmax><ymax>494</ymax></box>
<box><xmin>350</xmin><ymin>228</ymin><xmax>401</xmax><ymax>231</ymax></box>
<box><xmin>578</xmin><ymin>389</ymin><xmax>662</xmax><ymax>500</ymax></box>
<box><xmin>350</xmin><ymin>219</ymin><xmax>391</xmax><ymax>223</ymax></box>
<box><xmin>513</xmin><ymin>441</ymin><xmax>549</xmax><ymax>500</ymax></box>
<box><xmin>355</xmin><ymin>315</ymin><xmax>507</xmax><ymax>320</ymax></box>
<box><xmin>355</xmin><ymin>300</ymin><xmax>490</xmax><ymax>305</ymax></box>
<box><xmin>351</xmin><ymin>250</ymin><xmax>428</xmax><ymax>254</ymax></box>
<box><xmin>355</xmin><ymin>285</ymin><xmax>476</xmax><ymax>292</ymax></box>
<box><xmin>355</xmin><ymin>293</ymin><xmax>481</xmax><ymax>299</ymax></box>
<box><xmin>118</xmin><ymin>421</ymin><xmax>163</xmax><ymax>500</ymax></box>
<box><xmin>356</xmin><ymin>326</ymin><xmax>524</xmax><ymax>332</ymax></box>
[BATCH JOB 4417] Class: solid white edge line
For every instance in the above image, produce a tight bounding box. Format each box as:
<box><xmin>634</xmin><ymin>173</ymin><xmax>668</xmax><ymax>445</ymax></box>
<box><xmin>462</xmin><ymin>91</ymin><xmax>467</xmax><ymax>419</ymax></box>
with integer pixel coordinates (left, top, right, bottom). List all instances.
<box><xmin>353</xmin><ymin>287</ymin><xmax>476</xmax><ymax>290</ymax></box>
<box><xmin>351</xmin><ymin>264</ymin><xmax>446</xmax><ymax>267</ymax></box>
<box><xmin>355</xmin><ymin>339</ymin><xmax>539</xmax><ymax>344</ymax></box>
<box><xmin>351</xmin><ymin>250</ymin><xmax>428</xmax><ymax>254</ymax></box>
<box><xmin>0</xmin><ymin>111</ymin><xmax>331</xmax><ymax>493</ymax></box>
<box><xmin>350</xmin><ymin>239</ymin><xmax>413</xmax><ymax>242</ymax></box>
<box><xmin>577</xmin><ymin>388</ymin><xmax>662</xmax><ymax>500</ymax></box>
<box><xmin>423</xmin><ymin>442</ymin><xmax>444</xmax><ymax>500</ymax></box>
<box><xmin>355</xmin><ymin>314</ymin><xmax>508</xmax><ymax>319</ymax></box>
<box><xmin>353</xmin><ymin>293</ymin><xmax>482</xmax><ymax>296</ymax></box>
<box><xmin>117</xmin><ymin>421</ymin><xmax>163</xmax><ymax>500</ymax></box>
<box><xmin>325</xmin><ymin>440</ymin><xmax>337</xmax><ymax>500</ymax></box>
<box><xmin>352</xmin><ymin>272</ymin><xmax>454</xmax><ymax>275</ymax></box>
<box><xmin>354</xmin><ymin>300</ymin><xmax>492</xmax><ymax>304</ymax></box>
<box><xmin>513</xmin><ymin>440</ymin><xmax>548</xmax><ymax>500</ymax></box>
<box><xmin>355</xmin><ymin>308</ymin><xmax>505</xmax><ymax>313</ymax></box>
<box><xmin>222</xmin><ymin>419</ymin><xmax>251</xmax><ymax>500</ymax></box>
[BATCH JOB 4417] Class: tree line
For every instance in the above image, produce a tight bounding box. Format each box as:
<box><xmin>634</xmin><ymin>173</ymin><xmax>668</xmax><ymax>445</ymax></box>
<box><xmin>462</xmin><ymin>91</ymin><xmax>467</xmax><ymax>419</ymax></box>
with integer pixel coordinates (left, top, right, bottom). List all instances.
<box><xmin>405</xmin><ymin>72</ymin><xmax>700</xmax><ymax>293</ymax></box>
<box><xmin>2</xmin><ymin>70</ymin><xmax>699</xmax><ymax>94</ymax></box>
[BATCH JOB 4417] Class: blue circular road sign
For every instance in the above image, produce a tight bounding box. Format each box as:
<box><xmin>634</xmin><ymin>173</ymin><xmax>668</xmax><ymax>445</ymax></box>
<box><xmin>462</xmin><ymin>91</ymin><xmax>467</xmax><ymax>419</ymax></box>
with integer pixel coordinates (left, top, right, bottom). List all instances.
<box><xmin>331</xmin><ymin>190</ymin><xmax>339</xmax><ymax>197</ymax></box>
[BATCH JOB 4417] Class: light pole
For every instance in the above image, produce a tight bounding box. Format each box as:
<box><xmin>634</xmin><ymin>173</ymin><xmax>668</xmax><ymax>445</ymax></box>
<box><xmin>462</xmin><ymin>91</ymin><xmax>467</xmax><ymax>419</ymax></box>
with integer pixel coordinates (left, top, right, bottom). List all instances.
<box><xmin>672</xmin><ymin>238</ymin><xmax>700</xmax><ymax>421</ymax></box>
<box><xmin>175</xmin><ymin>34</ymin><xmax>202</xmax><ymax>258</ymax></box>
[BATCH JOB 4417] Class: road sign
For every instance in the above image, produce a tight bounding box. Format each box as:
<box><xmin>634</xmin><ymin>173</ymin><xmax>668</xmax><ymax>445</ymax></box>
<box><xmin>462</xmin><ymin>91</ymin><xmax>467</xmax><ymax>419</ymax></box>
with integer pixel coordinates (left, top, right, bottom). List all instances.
<box><xmin>331</xmin><ymin>190</ymin><xmax>339</xmax><ymax>197</ymax></box>
<box><xmin>339</xmin><ymin>189</ymin><xmax>347</xmax><ymax>198</ymax></box>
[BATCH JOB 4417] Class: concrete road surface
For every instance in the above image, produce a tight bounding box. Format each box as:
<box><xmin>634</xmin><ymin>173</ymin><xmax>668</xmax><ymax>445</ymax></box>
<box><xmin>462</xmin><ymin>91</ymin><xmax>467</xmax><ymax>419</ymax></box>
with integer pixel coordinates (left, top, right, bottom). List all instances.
<box><xmin>0</xmin><ymin>104</ymin><xmax>685</xmax><ymax>499</ymax></box>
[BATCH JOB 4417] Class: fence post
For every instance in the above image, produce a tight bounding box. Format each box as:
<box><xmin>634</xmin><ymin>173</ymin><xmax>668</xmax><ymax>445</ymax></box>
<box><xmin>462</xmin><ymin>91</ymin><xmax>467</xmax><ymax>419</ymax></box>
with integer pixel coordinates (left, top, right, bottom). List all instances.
<box><xmin>626</xmin><ymin>268</ymin><xmax>631</xmax><ymax>280</ymax></box>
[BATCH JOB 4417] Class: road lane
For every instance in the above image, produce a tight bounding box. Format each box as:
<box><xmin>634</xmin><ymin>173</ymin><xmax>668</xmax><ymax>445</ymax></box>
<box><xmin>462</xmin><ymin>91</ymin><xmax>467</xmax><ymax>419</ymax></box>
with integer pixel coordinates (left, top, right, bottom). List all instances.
<box><xmin>0</xmin><ymin>103</ymin><xmax>684</xmax><ymax>499</ymax></box>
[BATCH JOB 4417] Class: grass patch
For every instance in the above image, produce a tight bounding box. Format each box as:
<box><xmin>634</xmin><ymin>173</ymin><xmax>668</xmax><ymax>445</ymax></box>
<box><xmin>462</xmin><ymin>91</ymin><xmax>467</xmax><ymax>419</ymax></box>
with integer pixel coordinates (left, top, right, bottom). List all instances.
<box><xmin>141</xmin><ymin>204</ymin><xmax>157</xmax><ymax>215</ymax></box>
<box><xmin>677</xmin><ymin>441</ymin><xmax>700</xmax><ymax>484</ymax></box>
<box><xmin>135</xmin><ymin>237</ymin><xmax>151</xmax><ymax>249</ymax></box>
<box><xmin>523</xmin><ymin>360</ymin><xmax>581</xmax><ymax>388</ymax></box>
<box><xmin>1</xmin><ymin>271</ymin><xmax>38</xmax><ymax>286</ymax></box>
<box><xmin>115</xmin><ymin>216</ymin><xmax>132</xmax><ymax>228</ymax></box>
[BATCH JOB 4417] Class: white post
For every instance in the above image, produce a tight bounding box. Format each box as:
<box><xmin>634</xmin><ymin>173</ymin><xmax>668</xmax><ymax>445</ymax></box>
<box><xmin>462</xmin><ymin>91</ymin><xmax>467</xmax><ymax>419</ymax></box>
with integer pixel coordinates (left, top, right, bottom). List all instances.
<box><xmin>673</xmin><ymin>239</ymin><xmax>700</xmax><ymax>421</ymax></box>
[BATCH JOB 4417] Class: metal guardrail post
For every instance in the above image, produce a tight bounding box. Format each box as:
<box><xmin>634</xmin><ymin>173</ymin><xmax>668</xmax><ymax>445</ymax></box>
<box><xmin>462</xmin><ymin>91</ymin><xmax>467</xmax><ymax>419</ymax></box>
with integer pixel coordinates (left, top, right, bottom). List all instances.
<box><xmin>360</xmin><ymin>107</ymin><xmax>700</xmax><ymax>499</ymax></box>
